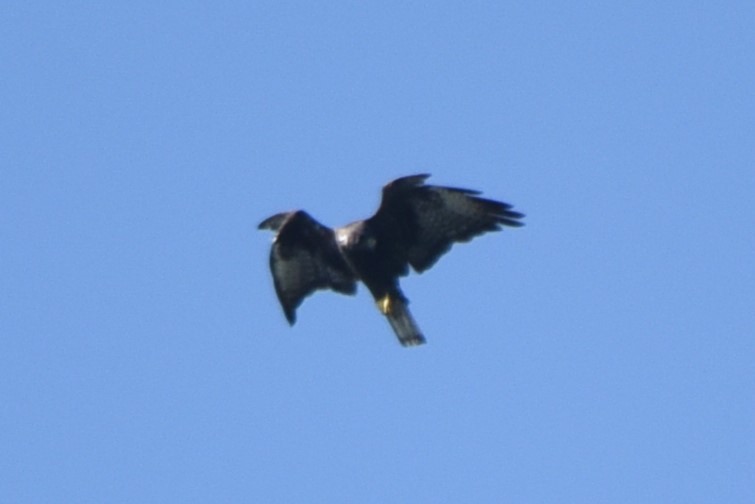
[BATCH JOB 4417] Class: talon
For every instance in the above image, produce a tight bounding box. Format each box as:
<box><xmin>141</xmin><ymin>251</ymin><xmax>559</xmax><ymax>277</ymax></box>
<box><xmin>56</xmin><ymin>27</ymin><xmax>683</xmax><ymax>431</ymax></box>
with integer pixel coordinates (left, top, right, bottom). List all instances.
<box><xmin>377</xmin><ymin>294</ymin><xmax>393</xmax><ymax>315</ymax></box>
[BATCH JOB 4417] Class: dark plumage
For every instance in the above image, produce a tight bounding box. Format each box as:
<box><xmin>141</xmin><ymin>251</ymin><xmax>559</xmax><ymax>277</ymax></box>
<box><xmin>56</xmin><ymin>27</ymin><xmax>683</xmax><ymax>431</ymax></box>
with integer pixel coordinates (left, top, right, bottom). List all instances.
<box><xmin>259</xmin><ymin>174</ymin><xmax>524</xmax><ymax>346</ymax></box>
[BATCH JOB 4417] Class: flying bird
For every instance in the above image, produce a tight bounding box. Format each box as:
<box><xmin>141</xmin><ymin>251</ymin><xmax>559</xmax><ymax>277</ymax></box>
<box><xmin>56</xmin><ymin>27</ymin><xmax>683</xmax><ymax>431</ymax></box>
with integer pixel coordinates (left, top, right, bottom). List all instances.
<box><xmin>259</xmin><ymin>174</ymin><xmax>524</xmax><ymax>346</ymax></box>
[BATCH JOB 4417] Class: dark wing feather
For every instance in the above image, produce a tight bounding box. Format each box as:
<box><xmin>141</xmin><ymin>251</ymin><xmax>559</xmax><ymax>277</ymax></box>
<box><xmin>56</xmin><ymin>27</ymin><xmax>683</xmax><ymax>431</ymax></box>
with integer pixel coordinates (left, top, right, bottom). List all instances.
<box><xmin>258</xmin><ymin>211</ymin><xmax>357</xmax><ymax>324</ymax></box>
<box><xmin>368</xmin><ymin>174</ymin><xmax>524</xmax><ymax>274</ymax></box>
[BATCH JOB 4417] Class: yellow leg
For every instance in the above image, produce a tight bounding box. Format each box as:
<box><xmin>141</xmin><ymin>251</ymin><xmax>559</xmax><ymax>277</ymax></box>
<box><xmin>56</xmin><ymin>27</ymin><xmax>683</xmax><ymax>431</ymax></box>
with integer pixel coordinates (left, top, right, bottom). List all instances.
<box><xmin>376</xmin><ymin>294</ymin><xmax>393</xmax><ymax>315</ymax></box>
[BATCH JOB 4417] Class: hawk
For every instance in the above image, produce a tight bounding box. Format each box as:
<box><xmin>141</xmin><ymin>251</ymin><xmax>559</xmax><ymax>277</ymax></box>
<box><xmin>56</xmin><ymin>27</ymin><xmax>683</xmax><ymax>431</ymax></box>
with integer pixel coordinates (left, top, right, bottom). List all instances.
<box><xmin>259</xmin><ymin>174</ymin><xmax>524</xmax><ymax>346</ymax></box>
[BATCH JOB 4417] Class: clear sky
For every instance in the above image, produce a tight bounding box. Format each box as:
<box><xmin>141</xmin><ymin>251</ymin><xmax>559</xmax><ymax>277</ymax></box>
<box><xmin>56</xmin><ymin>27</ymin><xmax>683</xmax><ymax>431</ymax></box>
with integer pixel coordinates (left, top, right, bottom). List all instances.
<box><xmin>2</xmin><ymin>1</ymin><xmax>754</xmax><ymax>502</ymax></box>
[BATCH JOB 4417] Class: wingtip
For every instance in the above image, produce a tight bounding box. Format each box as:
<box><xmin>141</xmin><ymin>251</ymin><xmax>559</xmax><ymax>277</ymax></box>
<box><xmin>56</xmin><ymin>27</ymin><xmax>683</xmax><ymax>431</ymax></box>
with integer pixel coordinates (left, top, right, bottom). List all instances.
<box><xmin>258</xmin><ymin>212</ymin><xmax>287</xmax><ymax>231</ymax></box>
<box><xmin>498</xmin><ymin>211</ymin><xmax>525</xmax><ymax>227</ymax></box>
<box><xmin>388</xmin><ymin>173</ymin><xmax>432</xmax><ymax>189</ymax></box>
<box><xmin>258</xmin><ymin>211</ymin><xmax>302</xmax><ymax>231</ymax></box>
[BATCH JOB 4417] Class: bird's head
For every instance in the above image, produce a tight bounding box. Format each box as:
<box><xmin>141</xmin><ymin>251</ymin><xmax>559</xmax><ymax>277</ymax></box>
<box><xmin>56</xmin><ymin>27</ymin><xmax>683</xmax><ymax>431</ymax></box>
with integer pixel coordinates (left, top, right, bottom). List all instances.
<box><xmin>335</xmin><ymin>221</ymin><xmax>377</xmax><ymax>251</ymax></box>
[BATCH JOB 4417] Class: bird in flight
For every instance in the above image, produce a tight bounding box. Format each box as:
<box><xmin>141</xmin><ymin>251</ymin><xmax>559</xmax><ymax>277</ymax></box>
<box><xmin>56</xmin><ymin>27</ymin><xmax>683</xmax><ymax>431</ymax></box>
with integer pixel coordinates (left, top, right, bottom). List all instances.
<box><xmin>259</xmin><ymin>174</ymin><xmax>524</xmax><ymax>346</ymax></box>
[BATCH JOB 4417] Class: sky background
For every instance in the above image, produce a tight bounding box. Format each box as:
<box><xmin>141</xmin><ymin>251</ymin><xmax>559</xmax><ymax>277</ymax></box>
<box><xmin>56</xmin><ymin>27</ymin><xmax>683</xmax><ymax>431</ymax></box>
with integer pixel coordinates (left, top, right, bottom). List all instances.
<box><xmin>2</xmin><ymin>1</ymin><xmax>754</xmax><ymax>502</ymax></box>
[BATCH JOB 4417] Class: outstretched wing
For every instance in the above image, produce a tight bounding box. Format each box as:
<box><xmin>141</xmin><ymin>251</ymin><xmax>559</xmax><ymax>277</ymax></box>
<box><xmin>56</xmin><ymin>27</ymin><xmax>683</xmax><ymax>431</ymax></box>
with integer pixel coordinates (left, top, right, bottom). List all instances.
<box><xmin>367</xmin><ymin>174</ymin><xmax>524</xmax><ymax>274</ymax></box>
<box><xmin>259</xmin><ymin>211</ymin><xmax>357</xmax><ymax>324</ymax></box>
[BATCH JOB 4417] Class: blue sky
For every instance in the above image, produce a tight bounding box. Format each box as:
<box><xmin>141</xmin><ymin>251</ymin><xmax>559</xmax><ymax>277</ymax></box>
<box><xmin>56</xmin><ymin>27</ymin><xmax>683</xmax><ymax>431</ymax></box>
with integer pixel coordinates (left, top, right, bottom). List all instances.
<box><xmin>2</xmin><ymin>1</ymin><xmax>754</xmax><ymax>502</ymax></box>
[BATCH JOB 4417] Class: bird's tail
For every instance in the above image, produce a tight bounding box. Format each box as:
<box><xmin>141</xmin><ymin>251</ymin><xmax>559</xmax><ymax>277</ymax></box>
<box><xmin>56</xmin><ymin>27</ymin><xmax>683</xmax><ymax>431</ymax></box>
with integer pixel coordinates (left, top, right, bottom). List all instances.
<box><xmin>376</xmin><ymin>293</ymin><xmax>426</xmax><ymax>347</ymax></box>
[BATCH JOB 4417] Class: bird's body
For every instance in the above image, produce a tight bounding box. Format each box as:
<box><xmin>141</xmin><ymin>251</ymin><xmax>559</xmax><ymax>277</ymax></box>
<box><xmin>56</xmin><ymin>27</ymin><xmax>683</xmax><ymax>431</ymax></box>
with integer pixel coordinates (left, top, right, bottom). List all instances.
<box><xmin>259</xmin><ymin>174</ymin><xmax>524</xmax><ymax>346</ymax></box>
